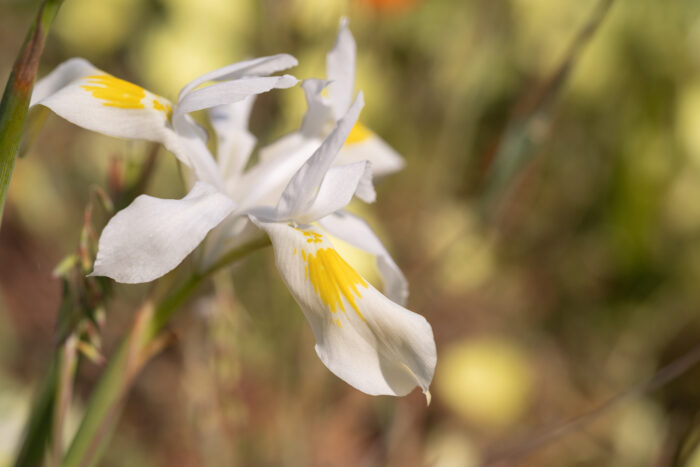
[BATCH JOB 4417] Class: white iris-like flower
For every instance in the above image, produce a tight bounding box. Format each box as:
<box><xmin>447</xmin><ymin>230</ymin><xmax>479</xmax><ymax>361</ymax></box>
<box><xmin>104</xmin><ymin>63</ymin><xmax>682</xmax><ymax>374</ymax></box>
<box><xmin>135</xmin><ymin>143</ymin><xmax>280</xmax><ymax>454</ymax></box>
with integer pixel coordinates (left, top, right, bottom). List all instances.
<box><xmin>30</xmin><ymin>54</ymin><xmax>298</xmax><ymax>189</ymax></box>
<box><xmin>30</xmin><ymin>43</ymin><xmax>436</xmax><ymax>399</ymax></box>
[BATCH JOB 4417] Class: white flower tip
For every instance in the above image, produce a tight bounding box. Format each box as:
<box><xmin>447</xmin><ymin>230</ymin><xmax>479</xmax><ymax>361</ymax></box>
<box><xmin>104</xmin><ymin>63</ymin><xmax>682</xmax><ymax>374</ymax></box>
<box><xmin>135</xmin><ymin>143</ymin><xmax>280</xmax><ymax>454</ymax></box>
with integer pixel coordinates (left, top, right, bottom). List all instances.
<box><xmin>282</xmin><ymin>54</ymin><xmax>300</xmax><ymax>68</ymax></box>
<box><xmin>355</xmin><ymin>161</ymin><xmax>376</xmax><ymax>203</ymax></box>
<box><xmin>339</xmin><ymin>17</ymin><xmax>350</xmax><ymax>29</ymax></box>
<box><xmin>278</xmin><ymin>74</ymin><xmax>300</xmax><ymax>88</ymax></box>
<box><xmin>354</xmin><ymin>90</ymin><xmax>365</xmax><ymax>109</ymax></box>
<box><xmin>424</xmin><ymin>388</ymin><xmax>432</xmax><ymax>406</ymax></box>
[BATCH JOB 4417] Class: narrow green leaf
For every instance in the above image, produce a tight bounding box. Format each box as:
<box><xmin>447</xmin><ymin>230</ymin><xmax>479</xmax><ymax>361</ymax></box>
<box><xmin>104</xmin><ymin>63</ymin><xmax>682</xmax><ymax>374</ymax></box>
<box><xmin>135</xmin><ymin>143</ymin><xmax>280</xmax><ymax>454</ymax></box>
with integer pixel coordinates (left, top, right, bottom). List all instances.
<box><xmin>0</xmin><ymin>0</ymin><xmax>65</xmax><ymax>227</ymax></box>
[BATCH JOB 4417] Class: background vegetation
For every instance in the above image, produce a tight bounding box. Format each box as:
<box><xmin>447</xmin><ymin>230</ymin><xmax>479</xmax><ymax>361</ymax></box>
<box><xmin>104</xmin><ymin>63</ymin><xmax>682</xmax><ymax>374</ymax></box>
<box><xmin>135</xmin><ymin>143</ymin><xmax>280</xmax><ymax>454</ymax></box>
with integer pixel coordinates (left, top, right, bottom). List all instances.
<box><xmin>2</xmin><ymin>0</ymin><xmax>700</xmax><ymax>465</ymax></box>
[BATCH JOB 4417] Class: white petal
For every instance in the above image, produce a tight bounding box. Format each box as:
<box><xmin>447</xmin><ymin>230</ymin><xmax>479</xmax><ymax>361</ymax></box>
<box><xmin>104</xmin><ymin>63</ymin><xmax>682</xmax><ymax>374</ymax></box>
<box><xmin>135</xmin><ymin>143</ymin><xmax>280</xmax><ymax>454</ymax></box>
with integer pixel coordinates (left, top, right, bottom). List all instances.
<box><xmin>175</xmin><ymin>75</ymin><xmax>297</xmax><ymax>116</ymax></box>
<box><xmin>165</xmin><ymin>116</ymin><xmax>224</xmax><ymax>189</ymax></box>
<box><xmin>92</xmin><ymin>182</ymin><xmax>235</xmax><ymax>283</ymax></box>
<box><xmin>299</xmin><ymin>79</ymin><xmax>334</xmax><ymax>137</ymax></box>
<box><xmin>258</xmin><ymin>131</ymin><xmax>311</xmax><ymax>164</ymax></box>
<box><xmin>30</xmin><ymin>58</ymin><xmax>99</xmax><ymax>107</ymax></box>
<box><xmin>295</xmin><ymin>162</ymin><xmax>375</xmax><ymax>224</ymax></box>
<box><xmin>34</xmin><ymin>70</ymin><xmax>176</xmax><ymax>147</ymax></box>
<box><xmin>339</xmin><ymin>126</ymin><xmax>405</xmax><ymax>177</ymax></box>
<box><xmin>235</xmin><ymin>134</ymin><xmax>323</xmax><ymax>210</ymax></box>
<box><xmin>253</xmin><ymin>221</ymin><xmax>436</xmax><ymax>397</ymax></box>
<box><xmin>178</xmin><ymin>54</ymin><xmax>298</xmax><ymax>102</ymax></box>
<box><xmin>274</xmin><ymin>92</ymin><xmax>364</xmax><ymax>220</ymax></box>
<box><xmin>326</xmin><ymin>18</ymin><xmax>356</xmax><ymax>120</ymax></box>
<box><xmin>319</xmin><ymin>211</ymin><xmax>408</xmax><ymax>305</ymax></box>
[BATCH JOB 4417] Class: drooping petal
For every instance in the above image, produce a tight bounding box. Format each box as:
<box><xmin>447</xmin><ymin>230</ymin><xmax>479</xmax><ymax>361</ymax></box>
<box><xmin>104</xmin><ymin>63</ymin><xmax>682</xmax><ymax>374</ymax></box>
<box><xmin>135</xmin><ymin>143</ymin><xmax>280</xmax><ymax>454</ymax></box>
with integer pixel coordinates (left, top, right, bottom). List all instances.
<box><xmin>326</xmin><ymin>18</ymin><xmax>356</xmax><ymax>120</ymax></box>
<box><xmin>294</xmin><ymin>162</ymin><xmax>375</xmax><ymax>224</ymax></box>
<box><xmin>30</xmin><ymin>58</ymin><xmax>99</xmax><ymax>106</ymax></box>
<box><xmin>33</xmin><ymin>70</ymin><xmax>176</xmax><ymax>144</ymax></box>
<box><xmin>274</xmin><ymin>92</ymin><xmax>364</xmax><ymax>220</ymax></box>
<box><xmin>319</xmin><ymin>210</ymin><xmax>408</xmax><ymax>305</ymax></box>
<box><xmin>91</xmin><ymin>182</ymin><xmax>235</xmax><ymax>283</ymax></box>
<box><xmin>252</xmin><ymin>221</ymin><xmax>436</xmax><ymax>398</ymax></box>
<box><xmin>339</xmin><ymin>123</ymin><xmax>405</xmax><ymax>177</ymax></box>
<box><xmin>178</xmin><ymin>54</ymin><xmax>298</xmax><ymax>102</ymax></box>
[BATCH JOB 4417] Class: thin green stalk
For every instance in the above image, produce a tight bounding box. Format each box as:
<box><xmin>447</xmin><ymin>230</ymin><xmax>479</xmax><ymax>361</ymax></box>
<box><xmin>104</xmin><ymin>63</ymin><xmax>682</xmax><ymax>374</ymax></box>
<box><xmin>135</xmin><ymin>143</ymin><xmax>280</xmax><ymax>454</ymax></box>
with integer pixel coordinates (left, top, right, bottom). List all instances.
<box><xmin>63</xmin><ymin>236</ymin><xmax>271</xmax><ymax>467</ymax></box>
<box><xmin>12</xmin><ymin>358</ymin><xmax>58</xmax><ymax>467</ymax></box>
<box><xmin>50</xmin><ymin>334</ymin><xmax>79</xmax><ymax>466</ymax></box>
<box><xmin>0</xmin><ymin>0</ymin><xmax>64</xmax><ymax>226</ymax></box>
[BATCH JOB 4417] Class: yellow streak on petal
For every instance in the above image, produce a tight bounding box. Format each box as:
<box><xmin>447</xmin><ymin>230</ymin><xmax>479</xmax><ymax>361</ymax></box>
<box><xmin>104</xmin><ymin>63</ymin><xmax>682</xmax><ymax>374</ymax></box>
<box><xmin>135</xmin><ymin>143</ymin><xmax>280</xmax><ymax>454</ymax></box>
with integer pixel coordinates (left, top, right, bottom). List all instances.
<box><xmin>305</xmin><ymin>247</ymin><xmax>368</xmax><ymax>321</ymax></box>
<box><xmin>345</xmin><ymin>122</ymin><xmax>372</xmax><ymax>145</ymax></box>
<box><xmin>81</xmin><ymin>74</ymin><xmax>146</xmax><ymax>109</ymax></box>
<box><xmin>152</xmin><ymin>99</ymin><xmax>173</xmax><ymax>119</ymax></box>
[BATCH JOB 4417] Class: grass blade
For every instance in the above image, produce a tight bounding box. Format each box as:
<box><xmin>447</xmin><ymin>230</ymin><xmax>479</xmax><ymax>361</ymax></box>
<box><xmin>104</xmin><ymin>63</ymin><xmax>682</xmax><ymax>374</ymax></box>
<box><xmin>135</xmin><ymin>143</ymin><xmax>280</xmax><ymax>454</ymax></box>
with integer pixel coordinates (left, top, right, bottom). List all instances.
<box><xmin>0</xmin><ymin>0</ymin><xmax>65</xmax><ymax>227</ymax></box>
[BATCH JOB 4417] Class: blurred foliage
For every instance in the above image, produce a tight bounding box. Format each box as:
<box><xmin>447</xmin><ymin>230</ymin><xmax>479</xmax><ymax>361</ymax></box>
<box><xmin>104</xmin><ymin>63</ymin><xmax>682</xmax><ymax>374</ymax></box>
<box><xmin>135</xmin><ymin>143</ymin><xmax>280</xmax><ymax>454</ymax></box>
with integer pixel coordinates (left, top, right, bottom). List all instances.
<box><xmin>2</xmin><ymin>0</ymin><xmax>700</xmax><ymax>465</ymax></box>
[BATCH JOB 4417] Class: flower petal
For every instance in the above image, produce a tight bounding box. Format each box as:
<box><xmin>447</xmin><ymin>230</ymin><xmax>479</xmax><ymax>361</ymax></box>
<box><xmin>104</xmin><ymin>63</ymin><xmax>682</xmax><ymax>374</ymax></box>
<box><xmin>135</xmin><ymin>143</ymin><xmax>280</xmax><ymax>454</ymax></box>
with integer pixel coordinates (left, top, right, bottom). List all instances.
<box><xmin>299</xmin><ymin>79</ymin><xmax>334</xmax><ymax>137</ymax></box>
<box><xmin>319</xmin><ymin>210</ymin><xmax>408</xmax><ymax>305</ymax></box>
<box><xmin>209</xmin><ymin>97</ymin><xmax>257</xmax><ymax>185</ymax></box>
<box><xmin>340</xmin><ymin>125</ymin><xmax>405</xmax><ymax>177</ymax></box>
<box><xmin>326</xmin><ymin>18</ymin><xmax>356</xmax><ymax>120</ymax></box>
<box><xmin>253</xmin><ymin>221</ymin><xmax>436</xmax><ymax>397</ymax></box>
<box><xmin>30</xmin><ymin>58</ymin><xmax>99</xmax><ymax>106</ymax></box>
<box><xmin>178</xmin><ymin>54</ymin><xmax>298</xmax><ymax>102</ymax></box>
<box><xmin>274</xmin><ymin>92</ymin><xmax>364</xmax><ymax>220</ymax></box>
<box><xmin>294</xmin><ymin>162</ymin><xmax>375</xmax><ymax>224</ymax></box>
<box><xmin>175</xmin><ymin>75</ymin><xmax>297</xmax><ymax>116</ymax></box>
<box><xmin>234</xmin><ymin>134</ymin><xmax>323</xmax><ymax>211</ymax></box>
<box><xmin>33</xmin><ymin>69</ymin><xmax>175</xmax><ymax>142</ymax></box>
<box><xmin>91</xmin><ymin>182</ymin><xmax>235</xmax><ymax>283</ymax></box>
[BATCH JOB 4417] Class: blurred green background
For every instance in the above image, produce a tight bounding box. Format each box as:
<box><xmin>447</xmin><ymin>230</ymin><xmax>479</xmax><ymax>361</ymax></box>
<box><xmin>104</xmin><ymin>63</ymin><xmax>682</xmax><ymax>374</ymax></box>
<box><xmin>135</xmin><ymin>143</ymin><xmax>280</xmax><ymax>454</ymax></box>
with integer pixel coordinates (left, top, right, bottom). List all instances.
<box><xmin>3</xmin><ymin>0</ymin><xmax>700</xmax><ymax>465</ymax></box>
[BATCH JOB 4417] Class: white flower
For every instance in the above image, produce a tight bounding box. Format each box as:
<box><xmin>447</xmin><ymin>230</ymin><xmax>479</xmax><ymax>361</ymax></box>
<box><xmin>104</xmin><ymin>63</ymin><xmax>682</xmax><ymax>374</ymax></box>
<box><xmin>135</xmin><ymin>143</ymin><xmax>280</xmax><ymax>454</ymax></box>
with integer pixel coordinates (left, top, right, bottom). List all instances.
<box><xmin>31</xmin><ymin>47</ymin><xmax>435</xmax><ymax>399</ymax></box>
<box><xmin>248</xmin><ymin>93</ymin><xmax>435</xmax><ymax>398</ymax></box>
<box><xmin>30</xmin><ymin>55</ymin><xmax>298</xmax><ymax>282</ymax></box>
<box><xmin>30</xmin><ymin>54</ymin><xmax>298</xmax><ymax>189</ymax></box>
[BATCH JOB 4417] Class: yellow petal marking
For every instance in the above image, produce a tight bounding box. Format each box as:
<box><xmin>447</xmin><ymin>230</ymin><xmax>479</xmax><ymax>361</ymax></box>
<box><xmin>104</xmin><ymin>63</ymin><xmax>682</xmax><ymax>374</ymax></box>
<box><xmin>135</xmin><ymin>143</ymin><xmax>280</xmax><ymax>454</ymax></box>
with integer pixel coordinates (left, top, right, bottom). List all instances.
<box><xmin>81</xmin><ymin>74</ymin><xmax>146</xmax><ymax>109</ymax></box>
<box><xmin>304</xmin><ymin>247</ymin><xmax>368</xmax><ymax>322</ymax></box>
<box><xmin>345</xmin><ymin>122</ymin><xmax>372</xmax><ymax>145</ymax></box>
<box><xmin>152</xmin><ymin>99</ymin><xmax>173</xmax><ymax>119</ymax></box>
<box><xmin>302</xmin><ymin>230</ymin><xmax>323</xmax><ymax>244</ymax></box>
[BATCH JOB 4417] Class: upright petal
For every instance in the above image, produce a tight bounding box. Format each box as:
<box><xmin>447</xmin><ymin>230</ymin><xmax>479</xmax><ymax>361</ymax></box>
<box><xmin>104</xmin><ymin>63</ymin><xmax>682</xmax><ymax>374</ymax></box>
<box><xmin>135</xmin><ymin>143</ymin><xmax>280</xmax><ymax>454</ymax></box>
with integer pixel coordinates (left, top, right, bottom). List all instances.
<box><xmin>92</xmin><ymin>182</ymin><xmax>235</xmax><ymax>283</ymax></box>
<box><xmin>293</xmin><ymin>161</ymin><xmax>375</xmax><ymax>224</ymax></box>
<box><xmin>319</xmin><ymin>210</ymin><xmax>408</xmax><ymax>305</ymax></box>
<box><xmin>326</xmin><ymin>18</ymin><xmax>356</xmax><ymax>120</ymax></box>
<box><xmin>209</xmin><ymin>97</ymin><xmax>257</xmax><ymax>184</ymax></box>
<box><xmin>274</xmin><ymin>92</ymin><xmax>364</xmax><ymax>220</ymax></box>
<box><xmin>299</xmin><ymin>79</ymin><xmax>334</xmax><ymax>138</ymax></box>
<box><xmin>252</xmin><ymin>221</ymin><xmax>436</xmax><ymax>397</ymax></box>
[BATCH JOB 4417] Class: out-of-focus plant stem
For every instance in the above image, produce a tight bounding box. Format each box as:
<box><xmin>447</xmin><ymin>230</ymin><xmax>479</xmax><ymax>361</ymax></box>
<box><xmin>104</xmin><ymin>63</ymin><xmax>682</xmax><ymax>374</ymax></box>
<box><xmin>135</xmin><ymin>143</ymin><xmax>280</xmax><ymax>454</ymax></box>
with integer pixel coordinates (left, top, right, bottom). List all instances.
<box><xmin>50</xmin><ymin>334</ymin><xmax>79</xmax><ymax>467</ymax></box>
<box><xmin>482</xmin><ymin>0</ymin><xmax>615</xmax><ymax>219</ymax></box>
<box><xmin>12</xmin><ymin>359</ymin><xmax>58</xmax><ymax>467</ymax></box>
<box><xmin>0</xmin><ymin>0</ymin><xmax>64</xmax><ymax>227</ymax></box>
<box><xmin>63</xmin><ymin>235</ymin><xmax>272</xmax><ymax>467</ymax></box>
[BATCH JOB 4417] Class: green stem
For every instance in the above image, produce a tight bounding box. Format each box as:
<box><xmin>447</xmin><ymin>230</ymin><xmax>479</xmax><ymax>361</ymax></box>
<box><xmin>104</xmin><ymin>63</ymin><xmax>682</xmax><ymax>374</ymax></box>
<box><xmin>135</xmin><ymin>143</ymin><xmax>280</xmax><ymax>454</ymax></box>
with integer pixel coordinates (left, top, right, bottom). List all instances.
<box><xmin>0</xmin><ymin>0</ymin><xmax>64</xmax><ymax>226</ymax></box>
<box><xmin>63</xmin><ymin>236</ymin><xmax>270</xmax><ymax>467</ymax></box>
<box><xmin>12</xmin><ymin>358</ymin><xmax>58</xmax><ymax>467</ymax></box>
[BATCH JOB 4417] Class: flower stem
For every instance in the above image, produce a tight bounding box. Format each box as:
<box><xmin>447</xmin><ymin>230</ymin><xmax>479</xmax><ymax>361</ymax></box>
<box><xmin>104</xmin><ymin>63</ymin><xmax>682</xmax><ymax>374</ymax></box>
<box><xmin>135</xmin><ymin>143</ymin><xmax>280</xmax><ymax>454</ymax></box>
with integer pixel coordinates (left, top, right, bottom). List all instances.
<box><xmin>0</xmin><ymin>0</ymin><xmax>64</xmax><ymax>226</ymax></box>
<box><xmin>63</xmin><ymin>235</ymin><xmax>270</xmax><ymax>467</ymax></box>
